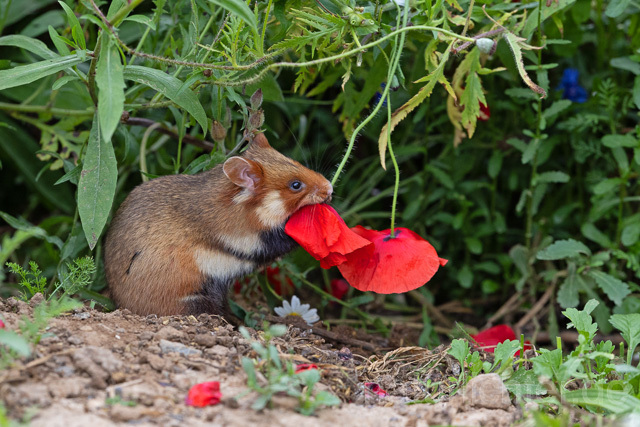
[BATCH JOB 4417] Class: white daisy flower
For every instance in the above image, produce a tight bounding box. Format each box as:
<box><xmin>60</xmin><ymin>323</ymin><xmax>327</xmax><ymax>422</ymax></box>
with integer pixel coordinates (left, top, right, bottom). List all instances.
<box><xmin>274</xmin><ymin>296</ymin><xmax>320</xmax><ymax>326</ymax></box>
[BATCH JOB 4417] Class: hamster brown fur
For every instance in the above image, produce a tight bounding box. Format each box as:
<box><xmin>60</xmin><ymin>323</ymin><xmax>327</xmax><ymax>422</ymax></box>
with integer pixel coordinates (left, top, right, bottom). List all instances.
<box><xmin>104</xmin><ymin>133</ymin><xmax>332</xmax><ymax>318</ymax></box>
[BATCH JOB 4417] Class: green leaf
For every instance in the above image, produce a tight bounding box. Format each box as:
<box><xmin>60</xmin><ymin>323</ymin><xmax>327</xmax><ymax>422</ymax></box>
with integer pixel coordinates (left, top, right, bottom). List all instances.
<box><xmin>621</xmin><ymin>223</ymin><xmax>640</xmax><ymax>247</ymax></box>
<box><xmin>0</xmin><ymin>34</ymin><xmax>58</xmax><ymax>59</ymax></box>
<box><xmin>609</xmin><ymin>313</ymin><xmax>640</xmax><ymax>366</ymax></box>
<box><xmin>503</xmin><ymin>32</ymin><xmax>546</xmax><ymax>98</ymax></box>
<box><xmin>0</xmin><ymin>53</ymin><xmax>86</xmax><ymax>91</ymax></box>
<box><xmin>593</xmin><ymin>178</ymin><xmax>622</xmax><ymax>196</ymax></box>
<box><xmin>493</xmin><ymin>340</ymin><xmax>520</xmax><ymax>370</ymax></box>
<box><xmin>448</xmin><ymin>338</ymin><xmax>470</xmax><ymax>366</ymax></box>
<box><xmin>532</xmin><ymin>348</ymin><xmax>563</xmax><ymax>381</ymax></box>
<box><xmin>123</xmin><ymin>65</ymin><xmax>208</xmax><ymax>136</ymax></box>
<box><xmin>123</xmin><ymin>14</ymin><xmax>157</xmax><ymax>30</ymax></box>
<box><xmin>58</xmin><ymin>1</ymin><xmax>85</xmax><ymax>50</ymax></box>
<box><xmin>542</xmin><ymin>100</ymin><xmax>571</xmax><ymax>121</ymax></box>
<box><xmin>78</xmin><ymin>114</ymin><xmax>117</xmax><ymax>250</ymax></box>
<box><xmin>504</xmin><ymin>368</ymin><xmax>546</xmax><ymax>398</ymax></box>
<box><xmin>563</xmin><ymin>299</ymin><xmax>599</xmax><ymax>339</ymax></box>
<box><xmin>207</xmin><ymin>0</ymin><xmax>257</xmax><ymax>34</ymax></box>
<box><xmin>581</xmin><ymin>223</ymin><xmax>612</xmax><ymax>248</ymax></box>
<box><xmin>588</xmin><ymin>271</ymin><xmax>630</xmax><ymax>306</ymax></box>
<box><xmin>52</xmin><ymin>75</ymin><xmax>80</xmax><ymax>90</ymax></box>
<box><xmin>557</xmin><ymin>266</ymin><xmax>580</xmax><ymax>308</ymax></box>
<box><xmin>0</xmin><ymin>329</ymin><xmax>31</xmax><ymax>356</ymax></box>
<box><xmin>522</xmin><ymin>0</ymin><xmax>577</xmax><ymax>38</ymax></box>
<box><xmin>96</xmin><ymin>36</ymin><xmax>125</xmax><ymax>143</ymax></box>
<box><xmin>488</xmin><ymin>150</ymin><xmax>503</xmax><ymax>179</ymax></box>
<box><xmin>534</xmin><ymin>171</ymin><xmax>570</xmax><ymax>185</ymax></box>
<box><xmin>634</xmin><ymin>76</ymin><xmax>640</xmax><ymax>110</ymax></box>
<box><xmin>536</xmin><ymin>239</ymin><xmax>591</xmax><ymax>260</ymax></box>
<box><xmin>0</xmin><ymin>212</ymin><xmax>64</xmax><ymax>249</ymax></box>
<box><xmin>563</xmin><ymin>389</ymin><xmax>640</xmax><ymax>414</ymax></box>
<box><xmin>602</xmin><ymin>134</ymin><xmax>638</xmax><ymax>148</ymax></box>
<box><xmin>610</xmin><ymin>57</ymin><xmax>640</xmax><ymax>75</ymax></box>
<box><xmin>605</xmin><ymin>0</ymin><xmax>631</xmax><ymax>18</ymax></box>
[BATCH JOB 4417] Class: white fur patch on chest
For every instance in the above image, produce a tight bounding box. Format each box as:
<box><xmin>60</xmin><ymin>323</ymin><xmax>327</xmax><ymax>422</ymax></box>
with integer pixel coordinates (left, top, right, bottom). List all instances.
<box><xmin>217</xmin><ymin>233</ymin><xmax>263</xmax><ymax>256</ymax></box>
<box><xmin>194</xmin><ymin>248</ymin><xmax>255</xmax><ymax>280</ymax></box>
<box><xmin>256</xmin><ymin>190</ymin><xmax>287</xmax><ymax>228</ymax></box>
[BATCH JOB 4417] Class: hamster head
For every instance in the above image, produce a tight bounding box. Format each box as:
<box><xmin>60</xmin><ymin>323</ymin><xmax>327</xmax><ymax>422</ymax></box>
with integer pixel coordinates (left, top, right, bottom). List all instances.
<box><xmin>222</xmin><ymin>133</ymin><xmax>333</xmax><ymax>229</ymax></box>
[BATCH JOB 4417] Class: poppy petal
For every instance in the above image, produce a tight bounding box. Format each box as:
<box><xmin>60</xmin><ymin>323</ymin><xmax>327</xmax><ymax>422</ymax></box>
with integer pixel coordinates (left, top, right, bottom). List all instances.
<box><xmin>338</xmin><ymin>227</ymin><xmax>447</xmax><ymax>294</ymax></box>
<box><xmin>285</xmin><ymin>204</ymin><xmax>372</xmax><ymax>268</ymax></box>
<box><xmin>471</xmin><ymin>324</ymin><xmax>533</xmax><ymax>354</ymax></box>
<box><xmin>185</xmin><ymin>381</ymin><xmax>222</xmax><ymax>407</ymax></box>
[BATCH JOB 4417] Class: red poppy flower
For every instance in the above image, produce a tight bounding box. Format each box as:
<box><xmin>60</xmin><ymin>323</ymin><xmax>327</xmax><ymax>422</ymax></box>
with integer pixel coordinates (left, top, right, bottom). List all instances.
<box><xmin>185</xmin><ymin>381</ymin><xmax>222</xmax><ymax>407</ymax></box>
<box><xmin>0</xmin><ymin>319</ymin><xmax>5</xmax><ymax>329</ymax></box>
<box><xmin>364</xmin><ymin>382</ymin><xmax>388</xmax><ymax>397</ymax></box>
<box><xmin>329</xmin><ymin>279</ymin><xmax>350</xmax><ymax>300</ymax></box>
<box><xmin>285</xmin><ymin>204</ymin><xmax>372</xmax><ymax>268</ymax></box>
<box><xmin>295</xmin><ymin>363</ymin><xmax>319</xmax><ymax>373</ymax></box>
<box><xmin>337</xmin><ymin>227</ymin><xmax>448</xmax><ymax>294</ymax></box>
<box><xmin>478</xmin><ymin>102</ymin><xmax>490</xmax><ymax>121</ymax></box>
<box><xmin>471</xmin><ymin>324</ymin><xmax>532</xmax><ymax>354</ymax></box>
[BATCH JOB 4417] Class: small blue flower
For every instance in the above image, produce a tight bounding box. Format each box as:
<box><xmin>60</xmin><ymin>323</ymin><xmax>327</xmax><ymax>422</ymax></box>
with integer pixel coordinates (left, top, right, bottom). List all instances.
<box><xmin>372</xmin><ymin>83</ymin><xmax>388</xmax><ymax>108</ymax></box>
<box><xmin>558</xmin><ymin>68</ymin><xmax>588</xmax><ymax>103</ymax></box>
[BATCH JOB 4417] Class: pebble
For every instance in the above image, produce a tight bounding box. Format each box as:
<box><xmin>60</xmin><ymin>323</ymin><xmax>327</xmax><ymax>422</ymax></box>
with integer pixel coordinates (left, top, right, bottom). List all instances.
<box><xmin>159</xmin><ymin>339</ymin><xmax>202</xmax><ymax>356</ymax></box>
<box><xmin>462</xmin><ymin>374</ymin><xmax>512</xmax><ymax>410</ymax></box>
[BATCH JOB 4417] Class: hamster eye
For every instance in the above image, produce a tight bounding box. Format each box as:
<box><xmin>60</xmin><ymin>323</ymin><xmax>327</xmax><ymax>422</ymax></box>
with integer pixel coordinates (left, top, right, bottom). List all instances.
<box><xmin>289</xmin><ymin>180</ymin><xmax>304</xmax><ymax>191</ymax></box>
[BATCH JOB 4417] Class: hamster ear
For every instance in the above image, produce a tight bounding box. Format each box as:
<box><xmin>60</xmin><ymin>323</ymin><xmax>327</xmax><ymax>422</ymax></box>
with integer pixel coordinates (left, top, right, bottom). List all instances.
<box><xmin>223</xmin><ymin>157</ymin><xmax>263</xmax><ymax>191</ymax></box>
<box><xmin>250</xmin><ymin>132</ymin><xmax>271</xmax><ymax>149</ymax></box>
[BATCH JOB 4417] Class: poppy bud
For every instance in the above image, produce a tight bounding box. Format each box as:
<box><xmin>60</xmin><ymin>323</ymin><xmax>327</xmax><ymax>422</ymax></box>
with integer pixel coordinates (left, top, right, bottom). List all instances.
<box><xmin>250</xmin><ymin>89</ymin><xmax>263</xmax><ymax>110</ymax></box>
<box><xmin>476</xmin><ymin>38</ymin><xmax>495</xmax><ymax>55</ymax></box>
<box><xmin>203</xmin><ymin>69</ymin><xmax>212</xmax><ymax>77</ymax></box>
<box><xmin>249</xmin><ymin>110</ymin><xmax>264</xmax><ymax>129</ymax></box>
<box><xmin>211</xmin><ymin>120</ymin><xmax>227</xmax><ymax>142</ymax></box>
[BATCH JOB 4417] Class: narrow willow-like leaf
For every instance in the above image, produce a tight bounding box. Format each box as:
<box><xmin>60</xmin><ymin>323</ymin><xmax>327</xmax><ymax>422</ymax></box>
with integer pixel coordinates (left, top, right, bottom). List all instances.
<box><xmin>0</xmin><ymin>53</ymin><xmax>86</xmax><ymax>91</ymax></box>
<box><xmin>562</xmin><ymin>388</ymin><xmax>640</xmax><ymax>414</ymax></box>
<box><xmin>208</xmin><ymin>0</ymin><xmax>257</xmax><ymax>34</ymax></box>
<box><xmin>0</xmin><ymin>34</ymin><xmax>58</xmax><ymax>59</ymax></box>
<box><xmin>378</xmin><ymin>44</ymin><xmax>453</xmax><ymax>168</ymax></box>
<box><xmin>78</xmin><ymin>114</ymin><xmax>117</xmax><ymax>250</ymax></box>
<box><xmin>96</xmin><ymin>36</ymin><xmax>125</xmax><ymax>143</ymax></box>
<box><xmin>123</xmin><ymin>65</ymin><xmax>208</xmax><ymax>136</ymax></box>
<box><xmin>503</xmin><ymin>33</ymin><xmax>546</xmax><ymax>99</ymax></box>
<box><xmin>58</xmin><ymin>1</ymin><xmax>85</xmax><ymax>49</ymax></box>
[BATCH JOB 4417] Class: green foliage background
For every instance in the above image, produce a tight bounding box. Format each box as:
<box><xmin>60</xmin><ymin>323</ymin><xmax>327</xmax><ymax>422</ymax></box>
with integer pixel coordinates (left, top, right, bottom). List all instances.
<box><xmin>0</xmin><ymin>0</ymin><xmax>639</xmax><ymax>336</ymax></box>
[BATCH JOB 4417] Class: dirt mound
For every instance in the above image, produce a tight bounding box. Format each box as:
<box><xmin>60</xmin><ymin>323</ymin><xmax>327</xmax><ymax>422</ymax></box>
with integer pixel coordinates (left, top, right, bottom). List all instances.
<box><xmin>0</xmin><ymin>298</ymin><xmax>520</xmax><ymax>426</ymax></box>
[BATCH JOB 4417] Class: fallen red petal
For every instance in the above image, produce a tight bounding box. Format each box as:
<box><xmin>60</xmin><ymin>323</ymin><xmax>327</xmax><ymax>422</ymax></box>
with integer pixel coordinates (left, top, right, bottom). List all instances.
<box><xmin>0</xmin><ymin>319</ymin><xmax>5</xmax><ymax>329</ymax></box>
<box><xmin>337</xmin><ymin>227</ymin><xmax>448</xmax><ymax>294</ymax></box>
<box><xmin>295</xmin><ymin>363</ymin><xmax>319</xmax><ymax>373</ymax></box>
<box><xmin>185</xmin><ymin>381</ymin><xmax>222</xmax><ymax>407</ymax></box>
<box><xmin>285</xmin><ymin>204</ymin><xmax>372</xmax><ymax>268</ymax></box>
<box><xmin>330</xmin><ymin>279</ymin><xmax>350</xmax><ymax>300</ymax></box>
<box><xmin>364</xmin><ymin>382</ymin><xmax>388</xmax><ymax>397</ymax></box>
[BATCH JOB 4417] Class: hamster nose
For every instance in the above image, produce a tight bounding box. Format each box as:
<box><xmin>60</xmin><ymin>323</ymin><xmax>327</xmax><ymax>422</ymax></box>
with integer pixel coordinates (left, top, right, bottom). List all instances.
<box><xmin>323</xmin><ymin>183</ymin><xmax>333</xmax><ymax>203</ymax></box>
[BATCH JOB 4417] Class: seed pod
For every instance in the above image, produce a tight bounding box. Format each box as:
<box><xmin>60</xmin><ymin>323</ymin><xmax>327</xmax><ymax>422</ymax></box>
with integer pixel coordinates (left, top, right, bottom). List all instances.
<box><xmin>250</xmin><ymin>89</ymin><xmax>263</xmax><ymax>110</ymax></box>
<box><xmin>211</xmin><ymin>120</ymin><xmax>227</xmax><ymax>142</ymax></box>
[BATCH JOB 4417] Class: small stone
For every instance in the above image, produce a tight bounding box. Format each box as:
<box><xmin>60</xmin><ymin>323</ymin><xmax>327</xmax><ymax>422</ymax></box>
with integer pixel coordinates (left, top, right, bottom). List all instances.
<box><xmin>159</xmin><ymin>339</ymin><xmax>202</xmax><ymax>356</ymax></box>
<box><xmin>145</xmin><ymin>353</ymin><xmax>166</xmax><ymax>371</ymax></box>
<box><xmin>29</xmin><ymin>293</ymin><xmax>45</xmax><ymax>307</ymax></box>
<box><xmin>462</xmin><ymin>374</ymin><xmax>512</xmax><ymax>410</ymax></box>
<box><xmin>154</xmin><ymin>326</ymin><xmax>186</xmax><ymax>342</ymax></box>
<box><xmin>73</xmin><ymin>312</ymin><xmax>91</xmax><ymax>320</ymax></box>
<box><xmin>109</xmin><ymin>405</ymin><xmax>148</xmax><ymax>422</ymax></box>
<box><xmin>48</xmin><ymin>377</ymin><xmax>90</xmax><ymax>398</ymax></box>
<box><xmin>68</xmin><ymin>335</ymin><xmax>84</xmax><ymax>345</ymax></box>
<box><xmin>205</xmin><ymin>345</ymin><xmax>230</xmax><ymax>357</ymax></box>
<box><xmin>139</xmin><ymin>331</ymin><xmax>154</xmax><ymax>341</ymax></box>
<box><xmin>194</xmin><ymin>334</ymin><xmax>216</xmax><ymax>347</ymax></box>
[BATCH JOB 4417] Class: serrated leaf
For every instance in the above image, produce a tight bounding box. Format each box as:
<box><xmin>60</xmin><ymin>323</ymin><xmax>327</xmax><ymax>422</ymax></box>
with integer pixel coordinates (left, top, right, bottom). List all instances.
<box><xmin>208</xmin><ymin>0</ymin><xmax>257</xmax><ymax>34</ymax></box>
<box><xmin>378</xmin><ymin>44</ymin><xmax>453</xmax><ymax>168</ymax></box>
<box><xmin>534</xmin><ymin>171</ymin><xmax>570</xmax><ymax>185</ymax></box>
<box><xmin>532</xmin><ymin>348</ymin><xmax>563</xmax><ymax>381</ymax></box>
<box><xmin>78</xmin><ymin>114</ymin><xmax>117</xmax><ymax>250</ymax></box>
<box><xmin>537</xmin><ymin>239</ymin><xmax>591</xmax><ymax>260</ymax></box>
<box><xmin>602</xmin><ymin>134</ymin><xmax>638</xmax><ymax>148</ymax></box>
<box><xmin>96</xmin><ymin>36</ymin><xmax>125</xmax><ymax>143</ymax></box>
<box><xmin>0</xmin><ymin>34</ymin><xmax>58</xmax><ymax>59</ymax></box>
<box><xmin>0</xmin><ymin>53</ymin><xmax>86</xmax><ymax>91</ymax></box>
<box><xmin>621</xmin><ymin>223</ymin><xmax>640</xmax><ymax>247</ymax></box>
<box><xmin>563</xmin><ymin>299</ymin><xmax>599</xmax><ymax>339</ymax></box>
<box><xmin>609</xmin><ymin>313</ymin><xmax>640</xmax><ymax>366</ymax></box>
<box><xmin>542</xmin><ymin>99</ymin><xmax>571</xmax><ymax>121</ymax></box>
<box><xmin>123</xmin><ymin>65</ymin><xmax>208</xmax><ymax>136</ymax></box>
<box><xmin>504</xmin><ymin>368</ymin><xmax>547</xmax><ymax>398</ymax></box>
<box><xmin>563</xmin><ymin>389</ymin><xmax>640</xmax><ymax>414</ymax></box>
<box><xmin>557</xmin><ymin>266</ymin><xmax>580</xmax><ymax>308</ymax></box>
<box><xmin>493</xmin><ymin>340</ymin><xmax>520</xmax><ymax>369</ymax></box>
<box><xmin>503</xmin><ymin>32</ymin><xmax>546</xmax><ymax>98</ymax></box>
<box><xmin>588</xmin><ymin>271</ymin><xmax>630</xmax><ymax>306</ymax></box>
